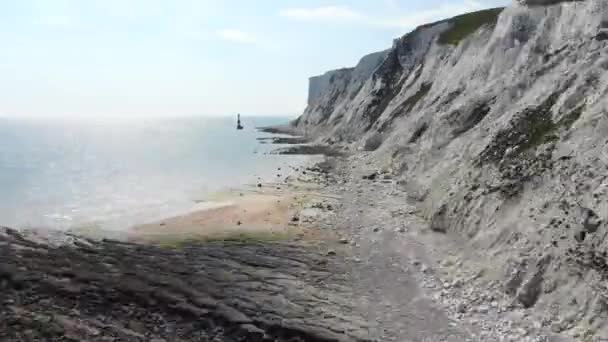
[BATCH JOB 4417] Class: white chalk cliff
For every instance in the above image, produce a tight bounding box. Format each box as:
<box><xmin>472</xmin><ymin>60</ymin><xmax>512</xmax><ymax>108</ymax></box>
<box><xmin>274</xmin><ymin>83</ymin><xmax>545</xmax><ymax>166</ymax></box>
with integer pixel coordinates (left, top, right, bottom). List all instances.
<box><xmin>294</xmin><ymin>0</ymin><xmax>608</xmax><ymax>338</ymax></box>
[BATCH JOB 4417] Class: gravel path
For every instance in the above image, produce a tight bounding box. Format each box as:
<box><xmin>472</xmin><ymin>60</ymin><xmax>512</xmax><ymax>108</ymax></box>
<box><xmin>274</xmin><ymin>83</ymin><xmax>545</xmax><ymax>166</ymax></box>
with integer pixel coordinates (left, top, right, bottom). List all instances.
<box><xmin>315</xmin><ymin>157</ymin><xmax>478</xmax><ymax>342</ymax></box>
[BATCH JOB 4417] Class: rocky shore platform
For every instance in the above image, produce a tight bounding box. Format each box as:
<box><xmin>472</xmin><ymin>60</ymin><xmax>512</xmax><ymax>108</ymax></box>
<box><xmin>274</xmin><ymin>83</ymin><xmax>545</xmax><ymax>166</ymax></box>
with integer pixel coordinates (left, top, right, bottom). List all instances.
<box><xmin>0</xmin><ymin>227</ymin><xmax>367</xmax><ymax>342</ymax></box>
<box><xmin>0</xmin><ymin>148</ymin><xmax>574</xmax><ymax>342</ymax></box>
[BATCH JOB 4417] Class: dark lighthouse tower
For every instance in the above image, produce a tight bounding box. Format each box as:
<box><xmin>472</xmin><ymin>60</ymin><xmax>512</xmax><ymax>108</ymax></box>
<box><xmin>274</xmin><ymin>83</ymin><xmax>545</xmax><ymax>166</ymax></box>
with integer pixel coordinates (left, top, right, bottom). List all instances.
<box><xmin>236</xmin><ymin>114</ymin><xmax>243</xmax><ymax>130</ymax></box>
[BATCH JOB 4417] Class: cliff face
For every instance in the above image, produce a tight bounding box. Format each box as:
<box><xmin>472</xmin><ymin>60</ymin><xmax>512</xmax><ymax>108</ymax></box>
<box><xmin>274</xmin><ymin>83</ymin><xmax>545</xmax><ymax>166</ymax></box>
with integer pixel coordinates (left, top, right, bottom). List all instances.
<box><xmin>296</xmin><ymin>0</ymin><xmax>608</xmax><ymax>337</ymax></box>
<box><xmin>298</xmin><ymin>50</ymin><xmax>389</xmax><ymax>131</ymax></box>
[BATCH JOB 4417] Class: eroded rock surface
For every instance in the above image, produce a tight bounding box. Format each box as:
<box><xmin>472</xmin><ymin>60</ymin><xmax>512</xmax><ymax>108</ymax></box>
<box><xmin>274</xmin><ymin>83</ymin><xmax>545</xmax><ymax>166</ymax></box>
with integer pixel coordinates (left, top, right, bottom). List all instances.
<box><xmin>0</xmin><ymin>228</ymin><xmax>369</xmax><ymax>342</ymax></box>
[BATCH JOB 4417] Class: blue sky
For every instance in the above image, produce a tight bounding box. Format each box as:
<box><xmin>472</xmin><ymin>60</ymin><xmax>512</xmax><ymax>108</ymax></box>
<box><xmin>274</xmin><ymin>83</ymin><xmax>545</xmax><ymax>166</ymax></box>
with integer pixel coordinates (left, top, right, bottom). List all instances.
<box><xmin>0</xmin><ymin>0</ymin><xmax>509</xmax><ymax>118</ymax></box>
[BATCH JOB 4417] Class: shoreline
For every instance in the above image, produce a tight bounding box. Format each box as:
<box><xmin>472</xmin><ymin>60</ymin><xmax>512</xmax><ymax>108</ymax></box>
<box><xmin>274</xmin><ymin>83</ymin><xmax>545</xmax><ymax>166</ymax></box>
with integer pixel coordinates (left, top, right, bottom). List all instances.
<box><xmin>125</xmin><ymin>127</ymin><xmax>333</xmax><ymax>246</ymax></box>
<box><xmin>127</xmin><ymin>145</ymin><xmax>331</xmax><ymax>245</ymax></box>
<box><xmin>1</xmin><ymin>145</ymin><xmax>572</xmax><ymax>341</ymax></box>
<box><xmin>128</xmin><ymin>187</ymin><xmax>329</xmax><ymax>245</ymax></box>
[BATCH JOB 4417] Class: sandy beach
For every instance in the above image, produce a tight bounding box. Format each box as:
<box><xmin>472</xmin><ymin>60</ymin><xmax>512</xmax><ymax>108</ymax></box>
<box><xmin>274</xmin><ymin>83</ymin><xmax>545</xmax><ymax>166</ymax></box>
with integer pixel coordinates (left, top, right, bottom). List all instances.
<box><xmin>129</xmin><ymin>173</ymin><xmax>333</xmax><ymax>245</ymax></box>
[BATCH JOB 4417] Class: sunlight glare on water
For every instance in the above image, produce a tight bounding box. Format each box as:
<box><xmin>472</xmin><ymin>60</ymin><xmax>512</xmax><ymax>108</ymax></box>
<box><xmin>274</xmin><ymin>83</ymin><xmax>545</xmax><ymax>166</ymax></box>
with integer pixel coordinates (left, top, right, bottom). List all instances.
<box><xmin>0</xmin><ymin>116</ymin><xmax>306</xmax><ymax>233</ymax></box>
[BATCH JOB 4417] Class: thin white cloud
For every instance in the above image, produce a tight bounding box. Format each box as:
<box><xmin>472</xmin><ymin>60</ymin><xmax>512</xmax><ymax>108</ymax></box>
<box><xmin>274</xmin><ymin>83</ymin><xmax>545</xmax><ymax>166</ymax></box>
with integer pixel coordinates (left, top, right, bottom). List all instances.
<box><xmin>280</xmin><ymin>1</ymin><xmax>490</xmax><ymax>32</ymax></box>
<box><xmin>30</xmin><ymin>0</ymin><xmax>81</xmax><ymax>29</ymax></box>
<box><xmin>38</xmin><ymin>14</ymin><xmax>77</xmax><ymax>29</ymax></box>
<box><xmin>279</xmin><ymin>6</ymin><xmax>362</xmax><ymax>22</ymax></box>
<box><xmin>380</xmin><ymin>1</ymin><xmax>486</xmax><ymax>30</ymax></box>
<box><xmin>216</xmin><ymin>29</ymin><xmax>260</xmax><ymax>44</ymax></box>
<box><xmin>100</xmin><ymin>0</ymin><xmax>165</xmax><ymax>19</ymax></box>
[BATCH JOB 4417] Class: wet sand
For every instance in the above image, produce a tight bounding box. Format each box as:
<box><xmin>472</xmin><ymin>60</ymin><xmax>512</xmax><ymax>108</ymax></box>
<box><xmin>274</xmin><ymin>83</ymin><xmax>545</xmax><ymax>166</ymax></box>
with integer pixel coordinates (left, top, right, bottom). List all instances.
<box><xmin>129</xmin><ymin>186</ymin><xmax>327</xmax><ymax>244</ymax></box>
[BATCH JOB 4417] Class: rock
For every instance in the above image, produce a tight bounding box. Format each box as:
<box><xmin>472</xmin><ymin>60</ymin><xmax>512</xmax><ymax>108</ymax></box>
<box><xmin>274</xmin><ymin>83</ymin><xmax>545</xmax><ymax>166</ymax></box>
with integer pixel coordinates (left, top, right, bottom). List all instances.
<box><xmin>363</xmin><ymin>132</ymin><xmax>383</xmax><ymax>151</ymax></box>
<box><xmin>339</xmin><ymin>238</ymin><xmax>349</xmax><ymax>244</ymax></box>
<box><xmin>237</xmin><ymin>324</ymin><xmax>266</xmax><ymax>341</ymax></box>
<box><xmin>291</xmin><ymin>216</ymin><xmax>300</xmax><ymax>222</ymax></box>
<box><xmin>326</xmin><ymin>249</ymin><xmax>337</xmax><ymax>256</ymax></box>
<box><xmin>583</xmin><ymin>208</ymin><xmax>602</xmax><ymax>233</ymax></box>
<box><xmin>257</xmin><ymin>183</ymin><xmax>262</xmax><ymax>188</ymax></box>
<box><xmin>429</xmin><ymin>204</ymin><xmax>449</xmax><ymax>233</ymax></box>
<box><xmin>477</xmin><ymin>305</ymin><xmax>489</xmax><ymax>314</ymax></box>
<box><xmin>517</xmin><ymin>255</ymin><xmax>552</xmax><ymax>308</ymax></box>
<box><xmin>0</xmin><ymin>228</ymin><xmax>369</xmax><ymax>341</ymax></box>
<box><xmin>127</xmin><ymin>320</ymin><xmax>146</xmax><ymax>334</ymax></box>
<box><xmin>451</xmin><ymin>279</ymin><xmax>463</xmax><ymax>288</ymax></box>
<box><xmin>362</xmin><ymin>172</ymin><xmax>379</xmax><ymax>180</ymax></box>
<box><xmin>550</xmin><ymin>322</ymin><xmax>563</xmax><ymax>333</ymax></box>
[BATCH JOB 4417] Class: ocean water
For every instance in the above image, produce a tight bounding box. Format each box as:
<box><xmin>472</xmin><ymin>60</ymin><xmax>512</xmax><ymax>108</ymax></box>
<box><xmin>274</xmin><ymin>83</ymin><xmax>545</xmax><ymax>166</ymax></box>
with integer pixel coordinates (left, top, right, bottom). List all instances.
<box><xmin>0</xmin><ymin>116</ymin><xmax>307</xmax><ymax>233</ymax></box>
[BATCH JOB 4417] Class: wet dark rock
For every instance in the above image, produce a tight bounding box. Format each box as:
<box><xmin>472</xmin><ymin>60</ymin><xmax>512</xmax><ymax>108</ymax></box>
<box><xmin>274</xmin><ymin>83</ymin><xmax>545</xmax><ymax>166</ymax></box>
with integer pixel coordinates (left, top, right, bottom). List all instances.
<box><xmin>256</xmin><ymin>136</ymin><xmax>309</xmax><ymax>145</ymax></box>
<box><xmin>272</xmin><ymin>145</ymin><xmax>345</xmax><ymax>157</ymax></box>
<box><xmin>0</xmin><ymin>228</ymin><xmax>370</xmax><ymax>342</ymax></box>
<box><xmin>256</xmin><ymin>125</ymin><xmax>299</xmax><ymax>135</ymax></box>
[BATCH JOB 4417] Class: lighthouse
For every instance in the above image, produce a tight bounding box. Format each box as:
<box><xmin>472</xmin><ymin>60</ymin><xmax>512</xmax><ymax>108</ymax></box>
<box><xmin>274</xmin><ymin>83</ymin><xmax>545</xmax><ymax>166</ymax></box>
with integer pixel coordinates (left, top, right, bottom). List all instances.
<box><xmin>236</xmin><ymin>114</ymin><xmax>243</xmax><ymax>130</ymax></box>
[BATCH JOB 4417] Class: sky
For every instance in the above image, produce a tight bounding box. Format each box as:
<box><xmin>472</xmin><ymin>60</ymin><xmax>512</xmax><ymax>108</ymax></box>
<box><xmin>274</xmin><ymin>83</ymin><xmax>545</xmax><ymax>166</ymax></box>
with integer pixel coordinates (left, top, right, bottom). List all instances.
<box><xmin>0</xmin><ymin>0</ymin><xmax>510</xmax><ymax>119</ymax></box>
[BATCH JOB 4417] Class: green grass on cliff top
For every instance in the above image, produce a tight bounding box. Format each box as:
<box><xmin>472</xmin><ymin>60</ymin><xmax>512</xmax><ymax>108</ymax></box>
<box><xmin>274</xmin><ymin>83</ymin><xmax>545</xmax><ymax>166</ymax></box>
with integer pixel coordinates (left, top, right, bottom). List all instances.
<box><xmin>438</xmin><ymin>8</ymin><xmax>504</xmax><ymax>45</ymax></box>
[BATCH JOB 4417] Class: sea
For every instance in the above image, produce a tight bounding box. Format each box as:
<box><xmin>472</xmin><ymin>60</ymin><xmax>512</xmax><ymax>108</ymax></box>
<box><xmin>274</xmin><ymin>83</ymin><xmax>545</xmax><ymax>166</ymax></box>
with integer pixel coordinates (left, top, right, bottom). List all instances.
<box><xmin>0</xmin><ymin>116</ymin><xmax>308</xmax><ymax>234</ymax></box>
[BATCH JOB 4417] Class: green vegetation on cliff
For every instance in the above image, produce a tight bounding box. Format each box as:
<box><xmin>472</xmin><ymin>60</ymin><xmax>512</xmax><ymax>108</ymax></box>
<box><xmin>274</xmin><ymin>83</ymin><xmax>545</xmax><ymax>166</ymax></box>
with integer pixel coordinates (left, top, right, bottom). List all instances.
<box><xmin>438</xmin><ymin>8</ymin><xmax>504</xmax><ymax>45</ymax></box>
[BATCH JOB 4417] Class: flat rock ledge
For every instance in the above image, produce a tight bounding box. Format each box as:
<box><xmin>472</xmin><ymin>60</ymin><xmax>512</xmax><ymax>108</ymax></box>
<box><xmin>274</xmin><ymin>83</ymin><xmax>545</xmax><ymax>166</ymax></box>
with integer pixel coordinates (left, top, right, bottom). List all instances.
<box><xmin>0</xmin><ymin>228</ymin><xmax>370</xmax><ymax>342</ymax></box>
